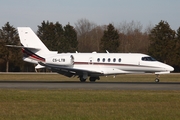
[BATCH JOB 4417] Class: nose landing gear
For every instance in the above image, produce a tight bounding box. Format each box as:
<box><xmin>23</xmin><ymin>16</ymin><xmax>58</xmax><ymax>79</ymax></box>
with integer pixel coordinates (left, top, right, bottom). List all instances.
<box><xmin>155</xmin><ymin>74</ymin><xmax>160</xmax><ymax>83</ymax></box>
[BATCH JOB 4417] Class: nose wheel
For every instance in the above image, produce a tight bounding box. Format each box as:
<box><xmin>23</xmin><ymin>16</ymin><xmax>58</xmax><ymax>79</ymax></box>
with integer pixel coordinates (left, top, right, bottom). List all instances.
<box><xmin>155</xmin><ymin>78</ymin><xmax>159</xmax><ymax>83</ymax></box>
<box><xmin>155</xmin><ymin>74</ymin><xmax>160</xmax><ymax>83</ymax></box>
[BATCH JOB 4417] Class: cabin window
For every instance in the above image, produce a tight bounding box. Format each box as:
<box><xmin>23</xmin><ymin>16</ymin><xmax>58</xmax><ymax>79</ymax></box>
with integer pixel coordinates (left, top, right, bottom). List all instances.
<box><xmin>102</xmin><ymin>58</ymin><xmax>105</xmax><ymax>62</ymax></box>
<box><xmin>97</xmin><ymin>58</ymin><xmax>100</xmax><ymax>62</ymax></box>
<box><xmin>113</xmin><ymin>58</ymin><xmax>116</xmax><ymax>62</ymax></box>
<box><xmin>108</xmin><ymin>58</ymin><xmax>111</xmax><ymax>62</ymax></box>
<box><xmin>141</xmin><ymin>57</ymin><xmax>156</xmax><ymax>61</ymax></box>
<box><xmin>118</xmin><ymin>58</ymin><xmax>121</xmax><ymax>62</ymax></box>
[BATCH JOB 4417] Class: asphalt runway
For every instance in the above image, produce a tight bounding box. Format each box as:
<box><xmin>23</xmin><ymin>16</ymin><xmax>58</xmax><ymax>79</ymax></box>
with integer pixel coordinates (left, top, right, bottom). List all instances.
<box><xmin>0</xmin><ymin>81</ymin><xmax>180</xmax><ymax>90</ymax></box>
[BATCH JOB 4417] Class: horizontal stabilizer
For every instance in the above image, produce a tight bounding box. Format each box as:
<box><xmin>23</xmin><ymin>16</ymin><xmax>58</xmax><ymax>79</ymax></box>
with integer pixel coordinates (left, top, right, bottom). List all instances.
<box><xmin>6</xmin><ymin>45</ymin><xmax>40</xmax><ymax>51</ymax></box>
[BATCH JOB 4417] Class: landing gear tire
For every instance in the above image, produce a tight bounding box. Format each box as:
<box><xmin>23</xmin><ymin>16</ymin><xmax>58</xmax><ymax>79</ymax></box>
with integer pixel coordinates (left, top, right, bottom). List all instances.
<box><xmin>155</xmin><ymin>78</ymin><xmax>159</xmax><ymax>83</ymax></box>
<box><xmin>80</xmin><ymin>77</ymin><xmax>86</xmax><ymax>82</ymax></box>
<box><xmin>155</xmin><ymin>74</ymin><xmax>160</xmax><ymax>83</ymax></box>
<box><xmin>89</xmin><ymin>77</ymin><xmax>96</xmax><ymax>82</ymax></box>
<box><xmin>89</xmin><ymin>77</ymin><xmax>100</xmax><ymax>82</ymax></box>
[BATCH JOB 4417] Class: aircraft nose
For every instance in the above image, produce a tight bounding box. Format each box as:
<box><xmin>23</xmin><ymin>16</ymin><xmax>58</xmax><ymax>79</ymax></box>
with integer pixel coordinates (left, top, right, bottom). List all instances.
<box><xmin>166</xmin><ymin>65</ymin><xmax>174</xmax><ymax>72</ymax></box>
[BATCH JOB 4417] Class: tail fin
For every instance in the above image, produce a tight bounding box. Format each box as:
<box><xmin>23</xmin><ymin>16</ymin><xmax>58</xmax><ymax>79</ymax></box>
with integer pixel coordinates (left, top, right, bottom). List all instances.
<box><xmin>17</xmin><ymin>27</ymin><xmax>49</xmax><ymax>55</ymax></box>
<box><xmin>17</xmin><ymin>27</ymin><xmax>50</xmax><ymax>63</ymax></box>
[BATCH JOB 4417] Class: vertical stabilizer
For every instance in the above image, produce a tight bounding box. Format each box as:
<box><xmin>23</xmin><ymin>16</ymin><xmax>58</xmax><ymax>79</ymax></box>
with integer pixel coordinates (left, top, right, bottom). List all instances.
<box><xmin>17</xmin><ymin>27</ymin><xmax>49</xmax><ymax>55</ymax></box>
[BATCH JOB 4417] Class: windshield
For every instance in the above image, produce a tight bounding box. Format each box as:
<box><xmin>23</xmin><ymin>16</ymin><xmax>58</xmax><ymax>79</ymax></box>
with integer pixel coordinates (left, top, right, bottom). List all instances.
<box><xmin>141</xmin><ymin>57</ymin><xmax>156</xmax><ymax>61</ymax></box>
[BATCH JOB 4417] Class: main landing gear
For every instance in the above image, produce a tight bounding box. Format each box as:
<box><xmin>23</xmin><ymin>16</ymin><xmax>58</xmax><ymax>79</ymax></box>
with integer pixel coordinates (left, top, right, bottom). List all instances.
<box><xmin>89</xmin><ymin>77</ymin><xmax>100</xmax><ymax>82</ymax></box>
<box><xmin>79</xmin><ymin>75</ymin><xmax>100</xmax><ymax>82</ymax></box>
<box><xmin>80</xmin><ymin>77</ymin><xmax>86</xmax><ymax>82</ymax></box>
<box><xmin>155</xmin><ymin>74</ymin><xmax>160</xmax><ymax>83</ymax></box>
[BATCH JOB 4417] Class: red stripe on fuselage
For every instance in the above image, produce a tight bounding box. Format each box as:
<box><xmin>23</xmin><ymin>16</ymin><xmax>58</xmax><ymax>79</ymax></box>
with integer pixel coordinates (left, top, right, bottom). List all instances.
<box><xmin>22</xmin><ymin>48</ymin><xmax>45</xmax><ymax>62</ymax></box>
<box><xmin>74</xmin><ymin>62</ymin><xmax>160</xmax><ymax>68</ymax></box>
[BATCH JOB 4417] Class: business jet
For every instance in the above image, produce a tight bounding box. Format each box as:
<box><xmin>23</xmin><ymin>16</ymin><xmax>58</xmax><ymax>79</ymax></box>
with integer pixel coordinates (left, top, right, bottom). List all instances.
<box><xmin>10</xmin><ymin>27</ymin><xmax>174</xmax><ymax>82</ymax></box>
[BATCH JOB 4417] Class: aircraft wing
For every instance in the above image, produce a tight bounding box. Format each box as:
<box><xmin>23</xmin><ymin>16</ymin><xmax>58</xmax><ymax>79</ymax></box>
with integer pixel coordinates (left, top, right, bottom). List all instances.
<box><xmin>38</xmin><ymin>62</ymin><xmax>134</xmax><ymax>77</ymax></box>
<box><xmin>38</xmin><ymin>62</ymin><xmax>104</xmax><ymax>77</ymax></box>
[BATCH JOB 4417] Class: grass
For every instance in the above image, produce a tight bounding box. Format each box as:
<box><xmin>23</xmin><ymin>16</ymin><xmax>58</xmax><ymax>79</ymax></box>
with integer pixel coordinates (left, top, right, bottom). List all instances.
<box><xmin>0</xmin><ymin>90</ymin><xmax>180</xmax><ymax>120</ymax></box>
<box><xmin>0</xmin><ymin>73</ymin><xmax>180</xmax><ymax>82</ymax></box>
<box><xmin>0</xmin><ymin>73</ymin><xmax>180</xmax><ymax>120</ymax></box>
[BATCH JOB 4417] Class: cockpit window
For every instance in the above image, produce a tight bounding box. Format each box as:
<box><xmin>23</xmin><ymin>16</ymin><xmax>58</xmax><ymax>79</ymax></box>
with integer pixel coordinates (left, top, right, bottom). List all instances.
<box><xmin>141</xmin><ymin>57</ymin><xmax>156</xmax><ymax>61</ymax></box>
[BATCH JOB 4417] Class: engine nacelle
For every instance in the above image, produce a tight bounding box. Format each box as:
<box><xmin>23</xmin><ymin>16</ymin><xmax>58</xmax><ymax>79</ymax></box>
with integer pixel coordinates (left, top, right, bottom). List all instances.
<box><xmin>45</xmin><ymin>55</ymin><xmax>74</xmax><ymax>66</ymax></box>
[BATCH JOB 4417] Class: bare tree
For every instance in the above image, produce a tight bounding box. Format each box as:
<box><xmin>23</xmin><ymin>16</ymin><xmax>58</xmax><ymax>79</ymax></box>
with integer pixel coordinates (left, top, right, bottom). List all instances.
<box><xmin>75</xmin><ymin>18</ymin><xmax>99</xmax><ymax>52</ymax></box>
<box><xmin>117</xmin><ymin>21</ymin><xmax>149</xmax><ymax>53</ymax></box>
<box><xmin>144</xmin><ymin>22</ymin><xmax>154</xmax><ymax>34</ymax></box>
<box><xmin>75</xmin><ymin>18</ymin><xmax>97</xmax><ymax>36</ymax></box>
<box><xmin>118</xmin><ymin>21</ymin><xmax>143</xmax><ymax>35</ymax></box>
<box><xmin>87</xmin><ymin>26</ymin><xmax>104</xmax><ymax>52</ymax></box>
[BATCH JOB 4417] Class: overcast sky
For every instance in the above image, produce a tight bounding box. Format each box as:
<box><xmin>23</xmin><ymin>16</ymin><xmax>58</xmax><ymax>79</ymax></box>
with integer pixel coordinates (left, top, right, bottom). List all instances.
<box><xmin>0</xmin><ymin>0</ymin><xmax>179</xmax><ymax>31</ymax></box>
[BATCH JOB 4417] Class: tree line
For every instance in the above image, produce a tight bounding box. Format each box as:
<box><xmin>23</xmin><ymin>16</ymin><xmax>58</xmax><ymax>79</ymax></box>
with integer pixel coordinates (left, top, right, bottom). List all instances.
<box><xmin>0</xmin><ymin>19</ymin><xmax>180</xmax><ymax>72</ymax></box>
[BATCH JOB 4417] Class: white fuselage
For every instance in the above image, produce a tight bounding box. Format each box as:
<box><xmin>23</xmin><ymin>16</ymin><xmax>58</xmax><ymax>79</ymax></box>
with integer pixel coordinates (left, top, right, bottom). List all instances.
<box><xmin>43</xmin><ymin>53</ymin><xmax>174</xmax><ymax>76</ymax></box>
